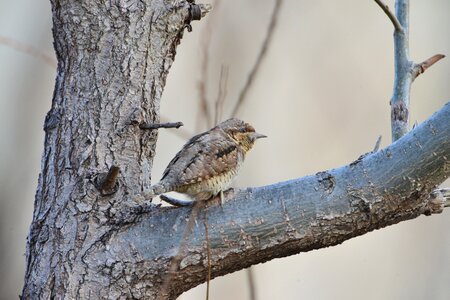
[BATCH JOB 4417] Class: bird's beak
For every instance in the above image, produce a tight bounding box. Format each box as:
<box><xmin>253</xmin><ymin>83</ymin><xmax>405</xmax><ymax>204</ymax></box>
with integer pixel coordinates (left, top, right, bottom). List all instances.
<box><xmin>250</xmin><ymin>132</ymin><xmax>267</xmax><ymax>141</ymax></box>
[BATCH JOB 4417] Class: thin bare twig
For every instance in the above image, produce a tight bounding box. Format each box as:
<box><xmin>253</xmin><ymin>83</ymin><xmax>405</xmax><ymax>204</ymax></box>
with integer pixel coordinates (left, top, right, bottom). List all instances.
<box><xmin>412</xmin><ymin>54</ymin><xmax>445</xmax><ymax>81</ymax></box>
<box><xmin>231</xmin><ymin>0</ymin><xmax>283</xmax><ymax>117</ymax></box>
<box><xmin>139</xmin><ymin>121</ymin><xmax>184</xmax><ymax>130</ymax></box>
<box><xmin>373</xmin><ymin>135</ymin><xmax>382</xmax><ymax>152</ymax></box>
<box><xmin>374</xmin><ymin>0</ymin><xmax>403</xmax><ymax>32</ymax></box>
<box><xmin>214</xmin><ymin>65</ymin><xmax>229</xmax><ymax>125</ymax></box>
<box><xmin>0</xmin><ymin>35</ymin><xmax>56</xmax><ymax>67</ymax></box>
<box><xmin>197</xmin><ymin>0</ymin><xmax>221</xmax><ymax>129</ymax></box>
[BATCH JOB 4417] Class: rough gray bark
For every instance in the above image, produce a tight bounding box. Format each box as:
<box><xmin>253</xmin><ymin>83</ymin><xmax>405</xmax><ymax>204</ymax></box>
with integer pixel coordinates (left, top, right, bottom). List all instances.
<box><xmin>22</xmin><ymin>0</ymin><xmax>192</xmax><ymax>298</ymax></box>
<box><xmin>22</xmin><ymin>0</ymin><xmax>449</xmax><ymax>299</ymax></box>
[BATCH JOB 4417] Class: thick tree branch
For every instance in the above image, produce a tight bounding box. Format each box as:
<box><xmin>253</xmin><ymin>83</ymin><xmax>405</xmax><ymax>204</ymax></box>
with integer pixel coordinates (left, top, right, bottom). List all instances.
<box><xmin>94</xmin><ymin>102</ymin><xmax>450</xmax><ymax>299</ymax></box>
<box><xmin>21</xmin><ymin>1</ymin><xmax>208</xmax><ymax>298</ymax></box>
<box><xmin>391</xmin><ymin>0</ymin><xmax>411</xmax><ymax>141</ymax></box>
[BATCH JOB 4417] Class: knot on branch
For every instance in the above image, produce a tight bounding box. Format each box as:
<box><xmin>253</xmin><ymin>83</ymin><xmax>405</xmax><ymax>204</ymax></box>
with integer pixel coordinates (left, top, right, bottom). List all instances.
<box><xmin>316</xmin><ymin>171</ymin><xmax>336</xmax><ymax>194</ymax></box>
<box><xmin>391</xmin><ymin>101</ymin><xmax>409</xmax><ymax>122</ymax></box>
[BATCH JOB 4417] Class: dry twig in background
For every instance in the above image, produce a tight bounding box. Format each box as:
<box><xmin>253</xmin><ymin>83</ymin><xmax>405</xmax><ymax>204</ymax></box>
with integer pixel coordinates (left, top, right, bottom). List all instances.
<box><xmin>197</xmin><ymin>0</ymin><xmax>222</xmax><ymax>129</ymax></box>
<box><xmin>0</xmin><ymin>35</ymin><xmax>56</xmax><ymax>67</ymax></box>
<box><xmin>231</xmin><ymin>0</ymin><xmax>284</xmax><ymax>117</ymax></box>
<box><xmin>214</xmin><ymin>65</ymin><xmax>229</xmax><ymax>125</ymax></box>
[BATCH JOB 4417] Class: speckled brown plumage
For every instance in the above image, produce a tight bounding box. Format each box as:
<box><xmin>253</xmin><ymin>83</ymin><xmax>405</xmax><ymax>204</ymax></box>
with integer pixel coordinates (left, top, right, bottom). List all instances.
<box><xmin>146</xmin><ymin>118</ymin><xmax>266</xmax><ymax>202</ymax></box>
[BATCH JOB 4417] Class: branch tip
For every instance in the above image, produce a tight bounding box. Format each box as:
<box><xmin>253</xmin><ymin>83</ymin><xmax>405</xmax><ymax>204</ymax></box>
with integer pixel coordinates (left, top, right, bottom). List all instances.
<box><xmin>231</xmin><ymin>0</ymin><xmax>283</xmax><ymax>117</ymax></box>
<box><xmin>374</xmin><ymin>0</ymin><xmax>403</xmax><ymax>32</ymax></box>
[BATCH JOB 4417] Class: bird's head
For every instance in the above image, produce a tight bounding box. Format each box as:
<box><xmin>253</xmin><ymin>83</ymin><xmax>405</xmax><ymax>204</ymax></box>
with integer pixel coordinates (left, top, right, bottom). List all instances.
<box><xmin>218</xmin><ymin>118</ymin><xmax>267</xmax><ymax>152</ymax></box>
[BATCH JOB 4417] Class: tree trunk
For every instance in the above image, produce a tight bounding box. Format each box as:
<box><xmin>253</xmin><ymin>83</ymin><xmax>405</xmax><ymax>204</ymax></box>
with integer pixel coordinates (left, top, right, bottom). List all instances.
<box><xmin>22</xmin><ymin>1</ymin><xmax>449</xmax><ymax>299</ymax></box>
<box><xmin>22</xmin><ymin>0</ymin><xmax>192</xmax><ymax>298</ymax></box>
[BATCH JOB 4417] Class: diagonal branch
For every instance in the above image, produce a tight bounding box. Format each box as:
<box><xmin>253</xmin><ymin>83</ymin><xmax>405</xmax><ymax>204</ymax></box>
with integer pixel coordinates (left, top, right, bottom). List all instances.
<box><xmin>373</xmin><ymin>0</ymin><xmax>403</xmax><ymax>32</ymax></box>
<box><xmin>214</xmin><ymin>65</ymin><xmax>229</xmax><ymax>125</ymax></box>
<box><xmin>103</xmin><ymin>102</ymin><xmax>450</xmax><ymax>299</ymax></box>
<box><xmin>231</xmin><ymin>0</ymin><xmax>283</xmax><ymax>117</ymax></box>
<box><xmin>197</xmin><ymin>0</ymin><xmax>221</xmax><ymax>129</ymax></box>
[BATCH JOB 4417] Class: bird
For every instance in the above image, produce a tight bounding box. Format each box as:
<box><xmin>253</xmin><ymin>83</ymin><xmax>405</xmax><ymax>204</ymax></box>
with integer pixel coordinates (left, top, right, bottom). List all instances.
<box><xmin>145</xmin><ymin>118</ymin><xmax>266</xmax><ymax>206</ymax></box>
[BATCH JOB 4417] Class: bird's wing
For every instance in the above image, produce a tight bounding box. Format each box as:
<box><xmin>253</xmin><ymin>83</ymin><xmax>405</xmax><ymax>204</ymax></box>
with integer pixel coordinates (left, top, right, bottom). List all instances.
<box><xmin>160</xmin><ymin>130</ymin><xmax>242</xmax><ymax>187</ymax></box>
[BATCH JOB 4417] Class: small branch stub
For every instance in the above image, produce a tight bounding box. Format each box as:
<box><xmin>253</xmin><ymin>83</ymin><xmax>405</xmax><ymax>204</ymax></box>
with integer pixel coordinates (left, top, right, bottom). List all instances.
<box><xmin>190</xmin><ymin>3</ymin><xmax>212</xmax><ymax>21</ymax></box>
<box><xmin>95</xmin><ymin>165</ymin><xmax>120</xmax><ymax>196</ymax></box>
<box><xmin>412</xmin><ymin>54</ymin><xmax>446</xmax><ymax>81</ymax></box>
<box><xmin>140</xmin><ymin>122</ymin><xmax>184</xmax><ymax>130</ymax></box>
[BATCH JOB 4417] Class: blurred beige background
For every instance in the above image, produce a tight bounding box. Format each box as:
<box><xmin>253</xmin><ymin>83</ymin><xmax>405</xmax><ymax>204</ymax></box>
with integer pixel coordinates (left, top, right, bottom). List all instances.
<box><xmin>0</xmin><ymin>0</ymin><xmax>449</xmax><ymax>299</ymax></box>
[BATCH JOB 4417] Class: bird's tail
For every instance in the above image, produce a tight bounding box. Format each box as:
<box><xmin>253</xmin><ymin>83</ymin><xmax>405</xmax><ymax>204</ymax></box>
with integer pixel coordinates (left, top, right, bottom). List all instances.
<box><xmin>144</xmin><ymin>183</ymin><xmax>168</xmax><ymax>199</ymax></box>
